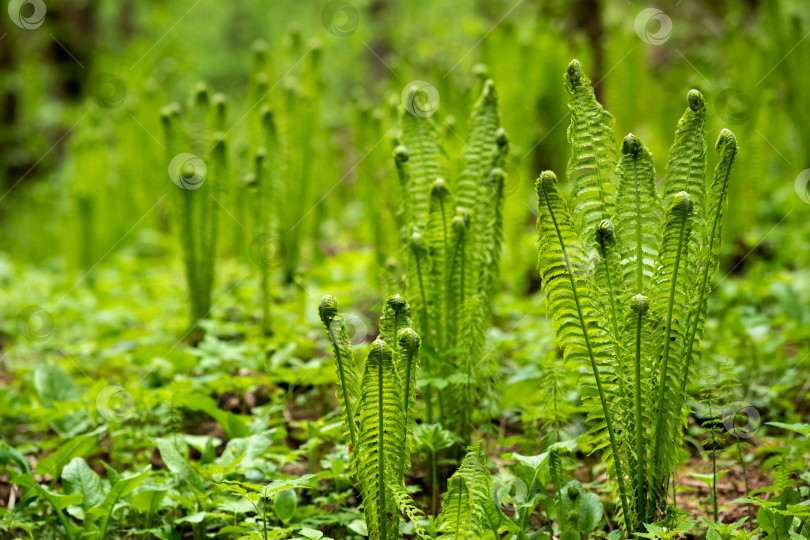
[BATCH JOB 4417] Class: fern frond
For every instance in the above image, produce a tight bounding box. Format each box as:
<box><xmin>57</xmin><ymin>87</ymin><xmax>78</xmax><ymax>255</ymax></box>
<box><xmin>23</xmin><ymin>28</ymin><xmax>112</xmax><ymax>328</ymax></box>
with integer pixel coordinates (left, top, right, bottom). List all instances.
<box><xmin>649</xmin><ymin>192</ymin><xmax>695</xmax><ymax>506</ymax></box>
<box><xmin>356</xmin><ymin>339</ymin><xmax>406</xmax><ymax>539</ymax></box>
<box><xmin>446</xmin><ymin>210</ymin><xmax>469</xmax><ymax>354</ymax></box>
<box><xmin>319</xmin><ymin>295</ymin><xmax>360</xmax><ymax>452</ymax></box>
<box><xmin>379</xmin><ymin>294</ymin><xmax>413</xmax><ymax>350</ymax></box>
<box><xmin>456</xmin><ymin>79</ymin><xmax>500</xmax><ymax>212</ymax></box>
<box><xmin>564</xmin><ymin>60</ymin><xmax>617</xmax><ymax>236</ymax></box>
<box><xmin>615</xmin><ymin>133</ymin><xmax>660</xmax><ymax>293</ymax></box>
<box><xmin>424</xmin><ymin>179</ymin><xmax>453</xmax><ymax>350</ymax></box>
<box><xmin>387</xmin><ymin>476</ymin><xmax>430</xmax><ymax>539</ymax></box>
<box><xmin>535</xmin><ymin>170</ymin><xmax>632</xmax><ymax>532</ymax></box>
<box><xmin>679</xmin><ymin>130</ymin><xmax>738</xmax><ymax>401</ymax></box>
<box><xmin>594</xmin><ymin>219</ymin><xmax>622</xmax><ymax>345</ymax></box>
<box><xmin>399</xmin><ymin>93</ymin><xmax>445</xmax><ymax>230</ymax></box>
<box><xmin>662</xmin><ymin>90</ymin><xmax>707</xmax><ymax>221</ymax></box>
<box><xmin>437</xmin><ymin>441</ymin><xmax>491</xmax><ymax>537</ymax></box>
<box><xmin>396</xmin><ymin>327</ymin><xmax>421</xmax><ymax>478</ymax></box>
<box><xmin>621</xmin><ymin>293</ymin><xmax>654</xmax><ymax>522</ymax></box>
<box><xmin>663</xmin><ymin>90</ymin><xmax>707</xmax><ymax>294</ymax></box>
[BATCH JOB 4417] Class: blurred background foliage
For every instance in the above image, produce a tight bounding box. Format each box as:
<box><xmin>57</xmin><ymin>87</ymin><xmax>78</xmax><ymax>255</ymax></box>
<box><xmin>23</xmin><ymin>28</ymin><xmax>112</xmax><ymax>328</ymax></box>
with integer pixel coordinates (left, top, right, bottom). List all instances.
<box><xmin>1</xmin><ymin>0</ymin><xmax>808</xmax><ymax>295</ymax></box>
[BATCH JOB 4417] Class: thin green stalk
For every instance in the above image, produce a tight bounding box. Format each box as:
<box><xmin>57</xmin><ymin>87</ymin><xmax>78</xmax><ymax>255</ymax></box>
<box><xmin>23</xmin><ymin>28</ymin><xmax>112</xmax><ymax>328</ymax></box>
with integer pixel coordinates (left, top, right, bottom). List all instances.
<box><xmin>540</xmin><ymin>182</ymin><xmax>633</xmax><ymax>533</ymax></box>
<box><xmin>650</xmin><ymin>195</ymin><xmax>691</xmax><ymax>483</ymax></box>
<box><xmin>633</xmin><ymin>295</ymin><xmax>647</xmax><ymax>523</ymax></box>
<box><xmin>377</xmin><ymin>342</ymin><xmax>387</xmax><ymax>540</ymax></box>
<box><xmin>414</xmin><ymin>255</ymin><xmax>434</xmax><ymax>423</ymax></box>
<box><xmin>326</xmin><ymin>323</ymin><xmax>357</xmax><ymax>450</ymax></box>
<box><xmin>429</xmin><ymin>450</ymin><xmax>438</xmax><ymax>516</ymax></box>
<box><xmin>711</xmin><ymin>434</ymin><xmax>718</xmax><ymax>522</ymax></box>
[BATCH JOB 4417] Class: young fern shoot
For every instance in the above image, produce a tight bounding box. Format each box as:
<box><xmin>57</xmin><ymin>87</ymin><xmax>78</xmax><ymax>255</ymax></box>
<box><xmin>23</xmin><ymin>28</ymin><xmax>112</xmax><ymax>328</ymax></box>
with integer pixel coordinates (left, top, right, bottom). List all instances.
<box><xmin>319</xmin><ymin>294</ymin><xmax>428</xmax><ymax>539</ymax></box>
<box><xmin>536</xmin><ymin>59</ymin><xmax>738</xmax><ymax>533</ymax></box>
<box><xmin>393</xmin><ymin>78</ymin><xmax>507</xmax><ymax>441</ymax></box>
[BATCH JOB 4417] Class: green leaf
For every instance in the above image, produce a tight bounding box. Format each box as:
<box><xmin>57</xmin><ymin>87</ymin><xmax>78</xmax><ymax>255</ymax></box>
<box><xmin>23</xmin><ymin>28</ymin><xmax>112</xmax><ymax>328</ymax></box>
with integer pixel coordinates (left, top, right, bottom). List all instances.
<box><xmin>131</xmin><ymin>488</ymin><xmax>168</xmax><ymax>514</ymax></box>
<box><xmin>62</xmin><ymin>457</ymin><xmax>105</xmax><ymax>508</ymax></box>
<box><xmin>85</xmin><ymin>466</ymin><xmax>150</xmax><ymax>534</ymax></box>
<box><xmin>274</xmin><ymin>489</ymin><xmax>297</xmax><ymax>523</ymax></box>
<box><xmin>564</xmin><ymin>59</ymin><xmax>617</xmax><ymax>237</ymax></box>
<box><xmin>12</xmin><ymin>473</ymin><xmax>82</xmax><ymax>510</ymax></box>
<box><xmin>215</xmin><ymin>429</ymin><xmax>278</xmax><ymax>467</ymax></box>
<box><xmin>34</xmin><ymin>362</ymin><xmax>80</xmax><ymax>408</ymax></box>
<box><xmin>172</xmin><ymin>392</ymin><xmax>249</xmax><ymax>439</ymax></box>
<box><xmin>35</xmin><ymin>427</ymin><xmax>104</xmax><ymax>479</ymax></box>
<box><xmin>0</xmin><ymin>440</ymin><xmax>30</xmax><ymax>474</ymax></box>
<box><xmin>577</xmin><ymin>492</ymin><xmax>602</xmax><ymax>532</ymax></box>
<box><xmin>156</xmin><ymin>437</ymin><xmax>205</xmax><ymax>492</ymax></box>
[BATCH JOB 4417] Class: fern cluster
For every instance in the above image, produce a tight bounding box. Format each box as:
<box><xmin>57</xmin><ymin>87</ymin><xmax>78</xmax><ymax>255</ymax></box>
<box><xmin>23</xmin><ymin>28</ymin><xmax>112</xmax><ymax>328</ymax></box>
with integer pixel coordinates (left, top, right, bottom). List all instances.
<box><xmin>319</xmin><ymin>294</ymin><xmax>428</xmax><ymax>539</ymax></box>
<box><xmin>393</xmin><ymin>79</ymin><xmax>508</xmax><ymax>441</ymax></box>
<box><xmin>161</xmin><ymin>84</ymin><xmax>227</xmax><ymax>327</ymax></box>
<box><xmin>535</xmin><ymin>59</ymin><xmax>739</xmax><ymax>532</ymax></box>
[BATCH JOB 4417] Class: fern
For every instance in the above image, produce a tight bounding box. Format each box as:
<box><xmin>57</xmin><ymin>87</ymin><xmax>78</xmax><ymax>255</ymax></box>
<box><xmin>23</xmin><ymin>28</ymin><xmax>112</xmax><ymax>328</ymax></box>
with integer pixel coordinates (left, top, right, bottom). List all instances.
<box><xmin>436</xmin><ymin>441</ymin><xmax>491</xmax><ymax>537</ymax></box>
<box><xmin>535</xmin><ymin>170</ymin><xmax>633</xmax><ymax>531</ymax></box>
<box><xmin>393</xmin><ymin>78</ymin><xmax>508</xmax><ymax>440</ymax></box>
<box><xmin>161</xmin><ymin>84</ymin><xmax>224</xmax><ymax>329</ymax></box>
<box><xmin>537</xmin><ymin>59</ymin><xmax>739</xmax><ymax>532</ymax></box>
<box><xmin>680</xmin><ymin>130</ymin><xmax>739</xmax><ymax>397</ymax></box>
<box><xmin>615</xmin><ymin>133</ymin><xmax>660</xmax><ymax>292</ymax></box>
<box><xmin>318</xmin><ymin>295</ymin><xmax>360</xmax><ymax>453</ymax></box>
<box><xmin>355</xmin><ymin>339</ymin><xmax>406</xmax><ymax>539</ymax></box>
<box><xmin>564</xmin><ymin>59</ymin><xmax>617</xmax><ymax>236</ymax></box>
<box><xmin>649</xmin><ymin>192</ymin><xmax>695</xmax><ymax>513</ymax></box>
<box><xmin>321</xmin><ymin>295</ymin><xmax>425</xmax><ymax>539</ymax></box>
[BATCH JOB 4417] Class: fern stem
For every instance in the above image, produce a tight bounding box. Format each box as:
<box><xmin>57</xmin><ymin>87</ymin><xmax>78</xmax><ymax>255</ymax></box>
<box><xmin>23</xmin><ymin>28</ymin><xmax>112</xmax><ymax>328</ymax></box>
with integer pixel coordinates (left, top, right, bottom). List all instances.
<box><xmin>679</xmin><ymin>139</ymin><xmax>737</xmax><ymax>400</ymax></box>
<box><xmin>429</xmin><ymin>449</ymin><xmax>438</xmax><ymax>516</ymax></box>
<box><xmin>650</xmin><ymin>193</ymin><xmax>691</xmax><ymax>494</ymax></box>
<box><xmin>539</xmin><ymin>178</ymin><xmax>633</xmax><ymax>533</ymax></box>
<box><xmin>632</xmin><ymin>294</ymin><xmax>647</xmax><ymax>523</ymax></box>
<box><xmin>596</xmin><ymin>221</ymin><xmax>621</xmax><ymax>342</ymax></box>
<box><xmin>737</xmin><ymin>439</ymin><xmax>752</xmax><ymax>527</ymax></box>
<box><xmin>414</xmin><ymin>255</ymin><xmax>434</xmax><ymax>423</ymax></box>
<box><xmin>325</xmin><ymin>320</ymin><xmax>357</xmax><ymax>450</ymax></box>
<box><xmin>377</xmin><ymin>341</ymin><xmax>388</xmax><ymax>540</ymax></box>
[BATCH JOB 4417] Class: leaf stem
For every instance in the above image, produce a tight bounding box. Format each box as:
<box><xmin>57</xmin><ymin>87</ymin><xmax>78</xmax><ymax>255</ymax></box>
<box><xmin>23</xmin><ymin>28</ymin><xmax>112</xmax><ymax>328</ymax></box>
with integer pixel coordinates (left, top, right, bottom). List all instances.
<box><xmin>540</xmin><ymin>181</ymin><xmax>633</xmax><ymax>533</ymax></box>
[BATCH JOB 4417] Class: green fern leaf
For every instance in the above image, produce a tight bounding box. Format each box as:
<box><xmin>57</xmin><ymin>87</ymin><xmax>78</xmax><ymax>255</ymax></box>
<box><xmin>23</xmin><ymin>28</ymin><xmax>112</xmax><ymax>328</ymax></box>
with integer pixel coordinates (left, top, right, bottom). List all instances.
<box><xmin>679</xmin><ymin>130</ymin><xmax>738</xmax><ymax>400</ymax></box>
<box><xmin>399</xmin><ymin>91</ymin><xmax>445</xmax><ymax>231</ymax></box>
<box><xmin>615</xmin><ymin>133</ymin><xmax>661</xmax><ymax>292</ymax></box>
<box><xmin>564</xmin><ymin>60</ymin><xmax>617</xmax><ymax>236</ymax></box>
<box><xmin>649</xmin><ymin>192</ymin><xmax>695</xmax><ymax>505</ymax></box>
<box><xmin>456</xmin><ymin>79</ymin><xmax>500</xmax><ymax>213</ymax></box>
<box><xmin>535</xmin><ymin>170</ymin><xmax>632</xmax><ymax>532</ymax></box>
<box><xmin>437</xmin><ymin>441</ymin><xmax>491</xmax><ymax>537</ymax></box>
<box><xmin>355</xmin><ymin>339</ymin><xmax>406</xmax><ymax>539</ymax></box>
<box><xmin>319</xmin><ymin>295</ymin><xmax>361</xmax><ymax>452</ymax></box>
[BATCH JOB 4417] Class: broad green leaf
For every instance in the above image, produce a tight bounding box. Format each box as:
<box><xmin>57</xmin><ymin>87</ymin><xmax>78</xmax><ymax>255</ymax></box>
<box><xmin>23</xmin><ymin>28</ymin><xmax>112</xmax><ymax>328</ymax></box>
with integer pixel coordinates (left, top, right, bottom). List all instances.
<box><xmin>0</xmin><ymin>440</ymin><xmax>30</xmax><ymax>474</ymax></box>
<box><xmin>34</xmin><ymin>362</ymin><xmax>80</xmax><ymax>408</ymax></box>
<box><xmin>11</xmin><ymin>473</ymin><xmax>82</xmax><ymax>510</ymax></box>
<box><xmin>131</xmin><ymin>488</ymin><xmax>168</xmax><ymax>514</ymax></box>
<box><xmin>215</xmin><ymin>429</ymin><xmax>277</xmax><ymax>467</ymax></box>
<box><xmin>274</xmin><ymin>489</ymin><xmax>297</xmax><ymax>523</ymax></box>
<box><xmin>577</xmin><ymin>492</ymin><xmax>602</xmax><ymax>532</ymax></box>
<box><xmin>35</xmin><ymin>427</ymin><xmax>104</xmax><ymax>479</ymax></box>
<box><xmin>62</xmin><ymin>457</ymin><xmax>105</xmax><ymax>508</ymax></box>
<box><xmin>173</xmin><ymin>392</ymin><xmax>249</xmax><ymax>439</ymax></box>
<box><xmin>156</xmin><ymin>437</ymin><xmax>205</xmax><ymax>492</ymax></box>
